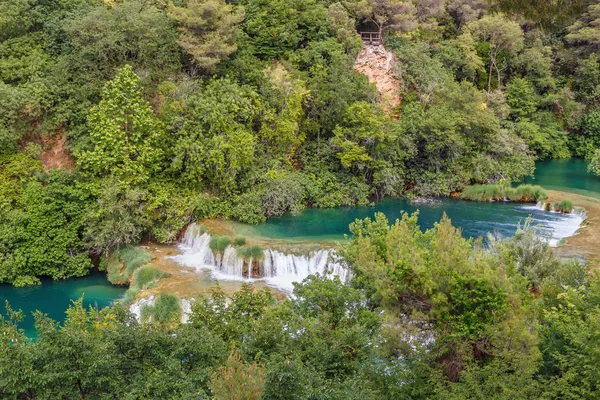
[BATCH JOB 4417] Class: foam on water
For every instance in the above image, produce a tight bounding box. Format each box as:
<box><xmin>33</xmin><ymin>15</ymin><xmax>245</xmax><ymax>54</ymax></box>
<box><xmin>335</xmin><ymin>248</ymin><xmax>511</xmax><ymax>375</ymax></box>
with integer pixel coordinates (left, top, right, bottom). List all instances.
<box><xmin>518</xmin><ymin>204</ymin><xmax>585</xmax><ymax>247</ymax></box>
<box><xmin>172</xmin><ymin>224</ymin><xmax>350</xmax><ymax>293</ymax></box>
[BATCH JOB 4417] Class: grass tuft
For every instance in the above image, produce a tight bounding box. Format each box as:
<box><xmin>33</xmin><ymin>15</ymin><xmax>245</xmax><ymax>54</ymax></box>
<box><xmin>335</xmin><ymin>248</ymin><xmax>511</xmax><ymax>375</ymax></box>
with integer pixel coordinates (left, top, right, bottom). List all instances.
<box><xmin>461</xmin><ymin>184</ymin><xmax>547</xmax><ymax>203</ymax></box>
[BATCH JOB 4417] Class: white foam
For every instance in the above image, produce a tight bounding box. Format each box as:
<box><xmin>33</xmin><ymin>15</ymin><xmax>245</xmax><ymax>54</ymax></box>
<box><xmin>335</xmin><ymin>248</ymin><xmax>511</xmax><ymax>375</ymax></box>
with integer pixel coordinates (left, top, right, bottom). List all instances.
<box><xmin>172</xmin><ymin>224</ymin><xmax>350</xmax><ymax>293</ymax></box>
<box><xmin>519</xmin><ymin>205</ymin><xmax>585</xmax><ymax>247</ymax></box>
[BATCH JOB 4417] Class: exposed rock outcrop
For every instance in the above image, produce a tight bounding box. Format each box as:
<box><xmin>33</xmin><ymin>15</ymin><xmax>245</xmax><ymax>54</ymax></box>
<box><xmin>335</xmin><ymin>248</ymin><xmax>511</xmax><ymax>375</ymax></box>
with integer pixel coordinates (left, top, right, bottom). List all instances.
<box><xmin>353</xmin><ymin>44</ymin><xmax>402</xmax><ymax>112</ymax></box>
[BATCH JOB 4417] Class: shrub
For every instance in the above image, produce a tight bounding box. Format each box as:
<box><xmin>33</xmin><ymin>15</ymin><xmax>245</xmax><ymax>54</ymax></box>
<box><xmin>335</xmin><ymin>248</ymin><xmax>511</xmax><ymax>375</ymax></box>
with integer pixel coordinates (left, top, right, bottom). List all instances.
<box><xmin>133</xmin><ymin>266</ymin><xmax>167</xmax><ymax>290</ymax></box>
<box><xmin>141</xmin><ymin>293</ymin><xmax>181</xmax><ymax>325</ymax></box>
<box><xmin>544</xmin><ymin>202</ymin><xmax>552</xmax><ymax>211</ymax></box>
<box><xmin>234</xmin><ymin>236</ymin><xmax>247</xmax><ymax>246</ymax></box>
<box><xmin>555</xmin><ymin>199</ymin><xmax>574</xmax><ymax>213</ymax></box>
<box><xmin>107</xmin><ymin>246</ymin><xmax>153</xmax><ymax>285</ymax></box>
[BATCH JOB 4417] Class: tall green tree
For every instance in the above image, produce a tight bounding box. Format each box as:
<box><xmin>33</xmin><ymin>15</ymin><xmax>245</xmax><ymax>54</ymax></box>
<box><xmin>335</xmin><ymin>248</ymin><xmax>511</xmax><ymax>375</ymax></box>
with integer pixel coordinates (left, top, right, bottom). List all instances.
<box><xmin>467</xmin><ymin>14</ymin><xmax>524</xmax><ymax>92</ymax></box>
<box><xmin>168</xmin><ymin>0</ymin><xmax>245</xmax><ymax>71</ymax></box>
<box><xmin>77</xmin><ymin>65</ymin><xmax>166</xmax><ymax>184</ymax></box>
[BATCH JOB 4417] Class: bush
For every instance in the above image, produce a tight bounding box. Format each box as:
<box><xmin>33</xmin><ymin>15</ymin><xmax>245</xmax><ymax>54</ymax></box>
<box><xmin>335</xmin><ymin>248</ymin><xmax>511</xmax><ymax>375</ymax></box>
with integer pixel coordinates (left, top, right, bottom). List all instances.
<box><xmin>545</xmin><ymin>202</ymin><xmax>552</xmax><ymax>211</ymax></box>
<box><xmin>234</xmin><ymin>236</ymin><xmax>247</xmax><ymax>246</ymax></box>
<box><xmin>141</xmin><ymin>293</ymin><xmax>182</xmax><ymax>325</ymax></box>
<box><xmin>133</xmin><ymin>266</ymin><xmax>167</xmax><ymax>290</ymax></box>
<box><xmin>107</xmin><ymin>246</ymin><xmax>153</xmax><ymax>285</ymax></box>
<box><xmin>555</xmin><ymin>199</ymin><xmax>574</xmax><ymax>213</ymax></box>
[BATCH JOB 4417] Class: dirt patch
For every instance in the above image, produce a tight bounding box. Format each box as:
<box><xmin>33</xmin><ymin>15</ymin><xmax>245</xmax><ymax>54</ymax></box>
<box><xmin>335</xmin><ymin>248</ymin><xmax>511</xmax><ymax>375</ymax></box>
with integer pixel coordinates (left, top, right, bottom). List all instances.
<box><xmin>39</xmin><ymin>131</ymin><xmax>75</xmax><ymax>173</ymax></box>
<box><xmin>354</xmin><ymin>44</ymin><xmax>402</xmax><ymax>112</ymax></box>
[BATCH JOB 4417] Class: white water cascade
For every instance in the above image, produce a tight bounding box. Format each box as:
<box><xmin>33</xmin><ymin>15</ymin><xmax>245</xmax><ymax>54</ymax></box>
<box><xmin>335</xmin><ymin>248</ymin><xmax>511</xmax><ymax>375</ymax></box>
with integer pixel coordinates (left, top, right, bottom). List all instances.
<box><xmin>173</xmin><ymin>223</ymin><xmax>350</xmax><ymax>292</ymax></box>
<box><xmin>521</xmin><ymin>202</ymin><xmax>586</xmax><ymax>247</ymax></box>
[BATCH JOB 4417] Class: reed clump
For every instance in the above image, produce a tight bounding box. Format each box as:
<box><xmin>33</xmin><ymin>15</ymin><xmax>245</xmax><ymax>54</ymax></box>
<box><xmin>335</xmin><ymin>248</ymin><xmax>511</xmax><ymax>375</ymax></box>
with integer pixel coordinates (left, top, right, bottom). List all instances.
<box><xmin>234</xmin><ymin>236</ymin><xmax>247</xmax><ymax>246</ymax></box>
<box><xmin>461</xmin><ymin>184</ymin><xmax>547</xmax><ymax>203</ymax></box>
<box><xmin>107</xmin><ymin>246</ymin><xmax>153</xmax><ymax>285</ymax></box>
<box><xmin>554</xmin><ymin>199</ymin><xmax>574</xmax><ymax>213</ymax></box>
<box><xmin>209</xmin><ymin>235</ymin><xmax>232</xmax><ymax>253</ymax></box>
<box><xmin>141</xmin><ymin>293</ymin><xmax>182</xmax><ymax>325</ymax></box>
<box><xmin>133</xmin><ymin>266</ymin><xmax>168</xmax><ymax>290</ymax></box>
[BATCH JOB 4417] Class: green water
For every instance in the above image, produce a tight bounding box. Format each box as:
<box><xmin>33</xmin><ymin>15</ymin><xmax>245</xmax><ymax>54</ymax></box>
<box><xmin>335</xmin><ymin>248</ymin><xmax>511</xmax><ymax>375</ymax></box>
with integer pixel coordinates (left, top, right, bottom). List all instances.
<box><xmin>235</xmin><ymin>197</ymin><xmax>582</xmax><ymax>244</ymax></box>
<box><xmin>0</xmin><ymin>273</ymin><xmax>126</xmax><ymax>337</ymax></box>
<box><xmin>235</xmin><ymin>159</ymin><xmax>594</xmax><ymax>242</ymax></box>
<box><xmin>523</xmin><ymin>158</ymin><xmax>600</xmax><ymax>198</ymax></box>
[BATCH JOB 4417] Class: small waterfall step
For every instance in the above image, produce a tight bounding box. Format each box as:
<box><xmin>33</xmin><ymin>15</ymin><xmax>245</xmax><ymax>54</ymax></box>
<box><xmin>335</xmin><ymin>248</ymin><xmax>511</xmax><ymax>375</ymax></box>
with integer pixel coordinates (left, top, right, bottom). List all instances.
<box><xmin>173</xmin><ymin>223</ymin><xmax>350</xmax><ymax>292</ymax></box>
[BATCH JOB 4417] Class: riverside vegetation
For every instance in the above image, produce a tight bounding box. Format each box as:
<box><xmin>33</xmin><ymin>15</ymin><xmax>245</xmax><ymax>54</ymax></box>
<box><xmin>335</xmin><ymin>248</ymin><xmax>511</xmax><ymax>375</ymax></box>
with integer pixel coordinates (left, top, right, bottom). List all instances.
<box><xmin>1</xmin><ymin>213</ymin><xmax>598</xmax><ymax>399</ymax></box>
<box><xmin>2</xmin><ymin>0</ymin><xmax>600</xmax><ymax>398</ymax></box>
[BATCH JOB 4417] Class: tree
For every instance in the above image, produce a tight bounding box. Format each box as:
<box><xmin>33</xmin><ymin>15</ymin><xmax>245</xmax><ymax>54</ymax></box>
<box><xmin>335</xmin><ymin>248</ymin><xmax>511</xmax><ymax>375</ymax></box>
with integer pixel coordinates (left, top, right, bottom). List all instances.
<box><xmin>467</xmin><ymin>15</ymin><xmax>524</xmax><ymax>92</ymax></box>
<box><xmin>341</xmin><ymin>212</ymin><xmax>539</xmax><ymax>383</ymax></box>
<box><xmin>495</xmin><ymin>0</ymin><xmax>591</xmax><ymax>30</ymax></box>
<box><xmin>86</xmin><ymin>180</ymin><xmax>149</xmax><ymax>255</ymax></box>
<box><xmin>77</xmin><ymin>65</ymin><xmax>166</xmax><ymax>184</ymax></box>
<box><xmin>327</xmin><ymin>3</ymin><xmax>362</xmax><ymax>54</ymax></box>
<box><xmin>211</xmin><ymin>352</ymin><xmax>266</xmax><ymax>400</ymax></box>
<box><xmin>354</xmin><ymin>0</ymin><xmax>417</xmax><ymax>37</ymax></box>
<box><xmin>448</xmin><ymin>0</ymin><xmax>488</xmax><ymax>27</ymax></box>
<box><xmin>171</xmin><ymin>78</ymin><xmax>259</xmax><ymax>193</ymax></box>
<box><xmin>168</xmin><ymin>0</ymin><xmax>245</xmax><ymax>72</ymax></box>
<box><xmin>0</xmin><ymin>171</ymin><xmax>93</xmax><ymax>286</ymax></box>
<box><xmin>506</xmin><ymin>78</ymin><xmax>537</xmax><ymax>121</ymax></box>
<box><xmin>68</xmin><ymin>0</ymin><xmax>181</xmax><ymax>81</ymax></box>
<box><xmin>567</xmin><ymin>2</ymin><xmax>600</xmax><ymax>48</ymax></box>
<box><xmin>588</xmin><ymin>148</ymin><xmax>600</xmax><ymax>175</ymax></box>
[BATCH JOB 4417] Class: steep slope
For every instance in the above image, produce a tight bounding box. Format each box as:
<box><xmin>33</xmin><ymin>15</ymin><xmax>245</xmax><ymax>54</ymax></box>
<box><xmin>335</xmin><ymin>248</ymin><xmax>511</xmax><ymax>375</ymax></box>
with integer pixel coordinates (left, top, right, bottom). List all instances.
<box><xmin>353</xmin><ymin>44</ymin><xmax>402</xmax><ymax>112</ymax></box>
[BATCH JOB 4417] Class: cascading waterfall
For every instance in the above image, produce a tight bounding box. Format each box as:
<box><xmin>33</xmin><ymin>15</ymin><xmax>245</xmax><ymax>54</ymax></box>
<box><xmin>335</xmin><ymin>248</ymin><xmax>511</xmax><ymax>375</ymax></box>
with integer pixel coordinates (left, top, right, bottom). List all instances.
<box><xmin>520</xmin><ymin>202</ymin><xmax>586</xmax><ymax>247</ymax></box>
<box><xmin>173</xmin><ymin>223</ymin><xmax>350</xmax><ymax>292</ymax></box>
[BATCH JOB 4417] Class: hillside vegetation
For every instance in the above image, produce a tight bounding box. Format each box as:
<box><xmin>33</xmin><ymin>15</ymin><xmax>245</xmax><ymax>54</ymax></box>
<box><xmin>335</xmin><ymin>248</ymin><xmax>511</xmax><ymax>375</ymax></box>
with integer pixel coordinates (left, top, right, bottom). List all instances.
<box><xmin>0</xmin><ymin>0</ymin><xmax>599</xmax><ymax>285</ymax></box>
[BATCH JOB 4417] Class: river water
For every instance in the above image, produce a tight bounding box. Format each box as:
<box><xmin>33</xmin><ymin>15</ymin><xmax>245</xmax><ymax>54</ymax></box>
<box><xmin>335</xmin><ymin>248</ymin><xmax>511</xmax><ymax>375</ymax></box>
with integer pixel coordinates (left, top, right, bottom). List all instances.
<box><xmin>0</xmin><ymin>273</ymin><xmax>126</xmax><ymax>337</ymax></box>
<box><xmin>1</xmin><ymin>159</ymin><xmax>596</xmax><ymax>333</ymax></box>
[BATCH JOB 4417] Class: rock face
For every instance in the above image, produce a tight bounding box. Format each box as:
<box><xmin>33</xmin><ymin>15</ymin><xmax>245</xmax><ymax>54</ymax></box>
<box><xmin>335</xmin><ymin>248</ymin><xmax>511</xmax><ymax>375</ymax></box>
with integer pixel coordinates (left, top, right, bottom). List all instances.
<box><xmin>353</xmin><ymin>44</ymin><xmax>401</xmax><ymax>112</ymax></box>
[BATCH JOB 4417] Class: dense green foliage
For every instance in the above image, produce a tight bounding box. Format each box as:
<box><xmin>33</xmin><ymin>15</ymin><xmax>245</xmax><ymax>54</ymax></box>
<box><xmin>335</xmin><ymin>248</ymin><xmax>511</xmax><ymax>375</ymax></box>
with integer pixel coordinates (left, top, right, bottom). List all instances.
<box><xmin>0</xmin><ymin>0</ymin><xmax>599</xmax><ymax>289</ymax></box>
<box><xmin>1</xmin><ymin>214</ymin><xmax>597</xmax><ymax>398</ymax></box>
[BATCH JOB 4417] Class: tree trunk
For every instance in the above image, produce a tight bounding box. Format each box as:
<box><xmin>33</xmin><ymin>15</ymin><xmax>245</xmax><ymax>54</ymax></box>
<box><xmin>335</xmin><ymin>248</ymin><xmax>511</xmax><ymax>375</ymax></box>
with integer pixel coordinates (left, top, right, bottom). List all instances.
<box><xmin>487</xmin><ymin>52</ymin><xmax>494</xmax><ymax>93</ymax></box>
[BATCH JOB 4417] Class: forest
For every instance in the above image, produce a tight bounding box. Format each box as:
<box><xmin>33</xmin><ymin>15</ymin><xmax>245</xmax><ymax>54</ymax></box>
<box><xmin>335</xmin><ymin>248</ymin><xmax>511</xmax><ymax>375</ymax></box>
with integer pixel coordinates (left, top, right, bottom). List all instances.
<box><xmin>2</xmin><ymin>0</ymin><xmax>600</xmax><ymax>285</ymax></box>
<box><xmin>2</xmin><ymin>0</ymin><xmax>600</xmax><ymax>397</ymax></box>
<box><xmin>2</xmin><ymin>214</ymin><xmax>599</xmax><ymax>399</ymax></box>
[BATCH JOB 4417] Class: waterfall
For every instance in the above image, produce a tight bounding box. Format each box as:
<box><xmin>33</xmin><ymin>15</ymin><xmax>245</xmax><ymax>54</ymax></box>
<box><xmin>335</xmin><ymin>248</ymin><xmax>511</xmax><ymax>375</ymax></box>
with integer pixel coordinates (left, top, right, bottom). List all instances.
<box><xmin>173</xmin><ymin>223</ymin><xmax>350</xmax><ymax>292</ymax></box>
<box><xmin>519</xmin><ymin>203</ymin><xmax>586</xmax><ymax>247</ymax></box>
